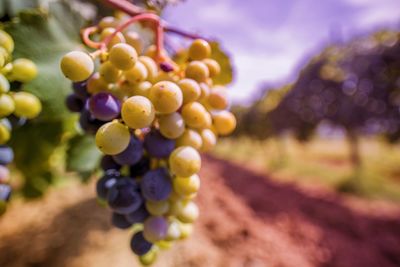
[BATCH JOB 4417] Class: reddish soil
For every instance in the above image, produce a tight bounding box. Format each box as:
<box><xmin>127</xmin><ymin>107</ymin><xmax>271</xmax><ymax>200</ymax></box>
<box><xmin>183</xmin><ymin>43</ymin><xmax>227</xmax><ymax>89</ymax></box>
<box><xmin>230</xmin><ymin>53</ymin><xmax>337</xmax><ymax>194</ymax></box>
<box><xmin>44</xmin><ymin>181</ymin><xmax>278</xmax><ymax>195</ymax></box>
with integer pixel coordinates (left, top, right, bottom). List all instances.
<box><xmin>0</xmin><ymin>155</ymin><xmax>400</xmax><ymax>267</ymax></box>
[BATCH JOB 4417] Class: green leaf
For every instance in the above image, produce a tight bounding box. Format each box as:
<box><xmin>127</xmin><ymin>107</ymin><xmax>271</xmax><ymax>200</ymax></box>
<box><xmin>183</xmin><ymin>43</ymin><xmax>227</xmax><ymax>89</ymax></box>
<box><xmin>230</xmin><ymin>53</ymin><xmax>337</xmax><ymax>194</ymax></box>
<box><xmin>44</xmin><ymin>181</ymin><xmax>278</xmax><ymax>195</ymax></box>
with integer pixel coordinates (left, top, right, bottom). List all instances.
<box><xmin>210</xmin><ymin>41</ymin><xmax>234</xmax><ymax>86</ymax></box>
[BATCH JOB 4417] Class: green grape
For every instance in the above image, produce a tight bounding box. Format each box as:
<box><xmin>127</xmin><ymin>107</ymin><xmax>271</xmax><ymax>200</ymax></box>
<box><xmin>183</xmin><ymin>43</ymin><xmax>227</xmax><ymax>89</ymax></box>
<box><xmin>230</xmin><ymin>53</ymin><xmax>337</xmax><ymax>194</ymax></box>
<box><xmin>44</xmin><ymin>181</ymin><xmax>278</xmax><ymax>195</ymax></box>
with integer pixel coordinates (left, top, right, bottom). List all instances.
<box><xmin>203</xmin><ymin>58</ymin><xmax>221</xmax><ymax>77</ymax></box>
<box><xmin>165</xmin><ymin>219</ymin><xmax>181</xmax><ymax>241</ymax></box>
<box><xmin>87</xmin><ymin>72</ymin><xmax>109</xmax><ymax>94</ymax></box>
<box><xmin>169</xmin><ymin>146</ymin><xmax>201</xmax><ymax>177</ymax></box>
<box><xmin>188</xmin><ymin>39</ymin><xmax>211</xmax><ymax>60</ymax></box>
<box><xmin>99</xmin><ymin>61</ymin><xmax>121</xmax><ymax>83</ymax></box>
<box><xmin>8</xmin><ymin>58</ymin><xmax>38</xmax><ymax>83</ymax></box>
<box><xmin>173</xmin><ymin>174</ymin><xmax>200</xmax><ymax>196</ymax></box>
<box><xmin>158</xmin><ymin>112</ymin><xmax>185</xmax><ymax>139</ymax></box>
<box><xmin>212</xmin><ymin>110</ymin><xmax>236</xmax><ymax>135</ymax></box>
<box><xmin>1</xmin><ymin>63</ymin><xmax>12</xmax><ymax>76</ymax></box>
<box><xmin>124</xmin><ymin>61</ymin><xmax>148</xmax><ymax>83</ymax></box>
<box><xmin>0</xmin><ymin>123</ymin><xmax>10</xmax><ymax>144</ymax></box>
<box><xmin>185</xmin><ymin>61</ymin><xmax>209</xmax><ymax>83</ymax></box>
<box><xmin>178</xmin><ymin>78</ymin><xmax>201</xmax><ymax>104</ymax></box>
<box><xmin>0</xmin><ymin>93</ymin><xmax>14</xmax><ymax>117</ymax></box>
<box><xmin>95</xmin><ymin>120</ymin><xmax>130</xmax><ymax>155</ymax></box>
<box><xmin>176</xmin><ymin>129</ymin><xmax>202</xmax><ymax>150</ymax></box>
<box><xmin>208</xmin><ymin>86</ymin><xmax>229</xmax><ymax>110</ymax></box>
<box><xmin>177</xmin><ymin>201</ymin><xmax>199</xmax><ymax>223</ymax></box>
<box><xmin>130</xmin><ymin>81</ymin><xmax>152</xmax><ymax>97</ymax></box>
<box><xmin>109</xmin><ymin>43</ymin><xmax>138</xmax><ymax>70</ymax></box>
<box><xmin>0</xmin><ymin>74</ymin><xmax>10</xmax><ymax>93</ymax></box>
<box><xmin>139</xmin><ymin>56</ymin><xmax>158</xmax><ymax>82</ymax></box>
<box><xmin>149</xmin><ymin>81</ymin><xmax>183</xmax><ymax>114</ymax></box>
<box><xmin>121</xmin><ymin>95</ymin><xmax>155</xmax><ymax>129</ymax></box>
<box><xmin>12</xmin><ymin>92</ymin><xmax>41</xmax><ymax>119</ymax></box>
<box><xmin>178</xmin><ymin>222</ymin><xmax>193</xmax><ymax>239</ymax></box>
<box><xmin>60</xmin><ymin>51</ymin><xmax>94</xmax><ymax>82</ymax></box>
<box><xmin>100</xmin><ymin>27</ymin><xmax>126</xmax><ymax>49</ymax></box>
<box><xmin>139</xmin><ymin>249</ymin><xmax>158</xmax><ymax>266</ymax></box>
<box><xmin>98</xmin><ymin>16</ymin><xmax>118</xmax><ymax>30</ymax></box>
<box><xmin>124</xmin><ymin>31</ymin><xmax>143</xmax><ymax>54</ymax></box>
<box><xmin>0</xmin><ymin>30</ymin><xmax>14</xmax><ymax>54</ymax></box>
<box><xmin>200</xmin><ymin>128</ymin><xmax>217</xmax><ymax>152</ymax></box>
<box><xmin>181</xmin><ymin>102</ymin><xmax>211</xmax><ymax>129</ymax></box>
<box><xmin>145</xmin><ymin>200</ymin><xmax>170</xmax><ymax>216</ymax></box>
<box><xmin>156</xmin><ymin>240</ymin><xmax>173</xmax><ymax>250</ymax></box>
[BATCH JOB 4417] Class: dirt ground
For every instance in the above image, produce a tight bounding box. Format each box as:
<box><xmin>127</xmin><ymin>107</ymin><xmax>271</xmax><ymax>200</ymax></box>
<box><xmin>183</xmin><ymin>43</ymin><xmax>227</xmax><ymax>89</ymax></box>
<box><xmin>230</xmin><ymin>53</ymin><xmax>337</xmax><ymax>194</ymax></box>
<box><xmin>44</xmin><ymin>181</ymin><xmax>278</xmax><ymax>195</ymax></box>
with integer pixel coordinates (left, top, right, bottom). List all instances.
<box><xmin>1</xmin><ymin>155</ymin><xmax>400</xmax><ymax>267</ymax></box>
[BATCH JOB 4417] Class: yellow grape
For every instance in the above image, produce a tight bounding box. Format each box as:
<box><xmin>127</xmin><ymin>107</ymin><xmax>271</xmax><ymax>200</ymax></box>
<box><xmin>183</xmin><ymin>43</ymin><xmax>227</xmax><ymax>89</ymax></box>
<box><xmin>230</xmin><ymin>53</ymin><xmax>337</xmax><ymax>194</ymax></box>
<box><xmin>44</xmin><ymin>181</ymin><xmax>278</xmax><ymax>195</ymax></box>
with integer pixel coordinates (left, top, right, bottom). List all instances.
<box><xmin>99</xmin><ymin>61</ymin><xmax>121</xmax><ymax>83</ymax></box>
<box><xmin>181</xmin><ymin>102</ymin><xmax>211</xmax><ymax>129</ymax></box>
<box><xmin>146</xmin><ymin>200</ymin><xmax>170</xmax><ymax>216</ymax></box>
<box><xmin>178</xmin><ymin>78</ymin><xmax>201</xmax><ymax>104</ymax></box>
<box><xmin>100</xmin><ymin>27</ymin><xmax>125</xmax><ymax>49</ymax></box>
<box><xmin>109</xmin><ymin>43</ymin><xmax>138</xmax><ymax>70</ymax></box>
<box><xmin>130</xmin><ymin>81</ymin><xmax>152</xmax><ymax>97</ymax></box>
<box><xmin>212</xmin><ymin>110</ymin><xmax>236</xmax><ymax>135</ymax></box>
<box><xmin>95</xmin><ymin>120</ymin><xmax>130</xmax><ymax>155</ymax></box>
<box><xmin>156</xmin><ymin>240</ymin><xmax>173</xmax><ymax>250</ymax></box>
<box><xmin>208</xmin><ymin>86</ymin><xmax>229</xmax><ymax>110</ymax></box>
<box><xmin>144</xmin><ymin>45</ymin><xmax>168</xmax><ymax>61</ymax></box>
<box><xmin>124</xmin><ymin>31</ymin><xmax>143</xmax><ymax>54</ymax></box>
<box><xmin>200</xmin><ymin>128</ymin><xmax>217</xmax><ymax>152</ymax></box>
<box><xmin>188</xmin><ymin>39</ymin><xmax>211</xmax><ymax>60</ymax></box>
<box><xmin>87</xmin><ymin>72</ymin><xmax>109</xmax><ymax>94</ymax></box>
<box><xmin>0</xmin><ymin>48</ymin><xmax>7</xmax><ymax>68</ymax></box>
<box><xmin>9</xmin><ymin>58</ymin><xmax>38</xmax><ymax>83</ymax></box>
<box><xmin>139</xmin><ymin>56</ymin><xmax>158</xmax><ymax>82</ymax></box>
<box><xmin>185</xmin><ymin>61</ymin><xmax>209</xmax><ymax>83</ymax></box>
<box><xmin>124</xmin><ymin>61</ymin><xmax>148</xmax><ymax>83</ymax></box>
<box><xmin>178</xmin><ymin>222</ymin><xmax>193</xmax><ymax>239</ymax></box>
<box><xmin>165</xmin><ymin>219</ymin><xmax>181</xmax><ymax>241</ymax></box>
<box><xmin>60</xmin><ymin>51</ymin><xmax>94</xmax><ymax>82</ymax></box>
<box><xmin>0</xmin><ymin>123</ymin><xmax>10</xmax><ymax>144</ymax></box>
<box><xmin>121</xmin><ymin>95</ymin><xmax>155</xmax><ymax>129</ymax></box>
<box><xmin>0</xmin><ymin>74</ymin><xmax>10</xmax><ymax>93</ymax></box>
<box><xmin>173</xmin><ymin>174</ymin><xmax>200</xmax><ymax>196</ymax></box>
<box><xmin>98</xmin><ymin>16</ymin><xmax>118</xmax><ymax>30</ymax></box>
<box><xmin>203</xmin><ymin>58</ymin><xmax>221</xmax><ymax>77</ymax></box>
<box><xmin>177</xmin><ymin>201</ymin><xmax>199</xmax><ymax>223</ymax></box>
<box><xmin>0</xmin><ymin>94</ymin><xmax>14</xmax><ymax>117</ymax></box>
<box><xmin>149</xmin><ymin>81</ymin><xmax>182</xmax><ymax>114</ymax></box>
<box><xmin>176</xmin><ymin>129</ymin><xmax>202</xmax><ymax>150</ymax></box>
<box><xmin>158</xmin><ymin>112</ymin><xmax>185</xmax><ymax>139</ymax></box>
<box><xmin>169</xmin><ymin>146</ymin><xmax>201</xmax><ymax>177</ymax></box>
<box><xmin>139</xmin><ymin>249</ymin><xmax>158</xmax><ymax>266</ymax></box>
<box><xmin>12</xmin><ymin>92</ymin><xmax>41</xmax><ymax>119</ymax></box>
<box><xmin>198</xmin><ymin>82</ymin><xmax>210</xmax><ymax>101</ymax></box>
<box><xmin>0</xmin><ymin>30</ymin><xmax>14</xmax><ymax>54</ymax></box>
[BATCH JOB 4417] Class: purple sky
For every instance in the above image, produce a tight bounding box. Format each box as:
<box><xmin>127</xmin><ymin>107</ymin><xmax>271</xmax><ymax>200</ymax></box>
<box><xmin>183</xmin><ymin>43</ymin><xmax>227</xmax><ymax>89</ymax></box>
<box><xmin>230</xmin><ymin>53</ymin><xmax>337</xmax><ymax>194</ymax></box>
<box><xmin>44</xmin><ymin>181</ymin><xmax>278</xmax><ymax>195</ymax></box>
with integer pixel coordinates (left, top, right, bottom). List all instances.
<box><xmin>164</xmin><ymin>0</ymin><xmax>400</xmax><ymax>104</ymax></box>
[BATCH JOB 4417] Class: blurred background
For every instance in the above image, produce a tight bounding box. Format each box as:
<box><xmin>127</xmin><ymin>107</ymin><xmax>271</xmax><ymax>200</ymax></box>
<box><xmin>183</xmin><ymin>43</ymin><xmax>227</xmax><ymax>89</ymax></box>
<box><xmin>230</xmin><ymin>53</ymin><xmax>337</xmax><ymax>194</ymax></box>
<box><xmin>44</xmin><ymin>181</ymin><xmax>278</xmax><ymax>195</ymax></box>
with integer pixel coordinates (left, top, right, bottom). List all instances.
<box><xmin>1</xmin><ymin>0</ymin><xmax>400</xmax><ymax>267</ymax></box>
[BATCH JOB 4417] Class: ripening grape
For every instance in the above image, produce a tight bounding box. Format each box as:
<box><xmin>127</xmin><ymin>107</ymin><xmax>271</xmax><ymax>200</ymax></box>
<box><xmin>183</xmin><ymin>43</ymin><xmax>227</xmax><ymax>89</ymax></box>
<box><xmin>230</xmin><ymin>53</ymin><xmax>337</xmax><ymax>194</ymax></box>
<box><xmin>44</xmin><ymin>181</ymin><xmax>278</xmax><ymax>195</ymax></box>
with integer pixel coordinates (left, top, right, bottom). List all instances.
<box><xmin>145</xmin><ymin>200</ymin><xmax>170</xmax><ymax>216</ymax></box>
<box><xmin>0</xmin><ymin>165</ymin><xmax>10</xmax><ymax>184</ymax></box>
<box><xmin>212</xmin><ymin>110</ymin><xmax>237</xmax><ymax>135</ymax></box>
<box><xmin>0</xmin><ymin>146</ymin><xmax>13</xmax><ymax>165</ymax></box>
<box><xmin>124</xmin><ymin>31</ymin><xmax>143</xmax><ymax>54</ymax></box>
<box><xmin>173</xmin><ymin>174</ymin><xmax>200</xmax><ymax>196</ymax></box>
<box><xmin>124</xmin><ymin>61</ymin><xmax>148</xmax><ymax>83</ymax></box>
<box><xmin>185</xmin><ymin>61</ymin><xmax>209</xmax><ymax>83</ymax></box>
<box><xmin>99</xmin><ymin>61</ymin><xmax>121</xmax><ymax>83</ymax></box>
<box><xmin>148</xmin><ymin>81</ymin><xmax>183</xmax><ymax>114</ymax></box>
<box><xmin>8</xmin><ymin>58</ymin><xmax>38</xmax><ymax>83</ymax></box>
<box><xmin>181</xmin><ymin>102</ymin><xmax>211</xmax><ymax>129</ymax></box>
<box><xmin>109</xmin><ymin>43</ymin><xmax>138</xmax><ymax>70</ymax></box>
<box><xmin>178</xmin><ymin>79</ymin><xmax>201</xmax><ymax>104</ymax></box>
<box><xmin>12</xmin><ymin>92</ymin><xmax>42</xmax><ymax>119</ymax></box>
<box><xmin>143</xmin><ymin>216</ymin><xmax>168</xmax><ymax>242</ymax></box>
<box><xmin>0</xmin><ymin>94</ymin><xmax>14</xmax><ymax>117</ymax></box>
<box><xmin>208</xmin><ymin>86</ymin><xmax>229</xmax><ymax>110</ymax></box>
<box><xmin>203</xmin><ymin>58</ymin><xmax>221</xmax><ymax>77</ymax></box>
<box><xmin>95</xmin><ymin>120</ymin><xmax>130</xmax><ymax>155</ymax></box>
<box><xmin>60</xmin><ymin>51</ymin><xmax>94</xmax><ymax>82</ymax></box>
<box><xmin>158</xmin><ymin>112</ymin><xmax>185</xmax><ymax>139</ymax></box>
<box><xmin>188</xmin><ymin>39</ymin><xmax>211</xmax><ymax>60</ymax></box>
<box><xmin>177</xmin><ymin>201</ymin><xmax>199</xmax><ymax>223</ymax></box>
<box><xmin>0</xmin><ymin>30</ymin><xmax>14</xmax><ymax>54</ymax></box>
<box><xmin>121</xmin><ymin>96</ymin><xmax>155</xmax><ymax>129</ymax></box>
<box><xmin>200</xmin><ymin>128</ymin><xmax>217</xmax><ymax>152</ymax></box>
<box><xmin>88</xmin><ymin>92</ymin><xmax>121</xmax><ymax>121</ymax></box>
<box><xmin>169</xmin><ymin>146</ymin><xmax>201</xmax><ymax>177</ymax></box>
<box><xmin>0</xmin><ymin>74</ymin><xmax>10</xmax><ymax>93</ymax></box>
<box><xmin>176</xmin><ymin>129</ymin><xmax>202</xmax><ymax>150</ymax></box>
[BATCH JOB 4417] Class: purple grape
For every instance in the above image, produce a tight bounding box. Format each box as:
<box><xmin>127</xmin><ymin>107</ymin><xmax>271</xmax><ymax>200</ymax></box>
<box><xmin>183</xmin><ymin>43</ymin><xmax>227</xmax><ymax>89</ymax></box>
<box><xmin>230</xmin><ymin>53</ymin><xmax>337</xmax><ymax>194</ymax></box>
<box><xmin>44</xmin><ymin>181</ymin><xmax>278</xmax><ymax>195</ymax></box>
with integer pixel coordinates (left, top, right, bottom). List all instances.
<box><xmin>130</xmin><ymin>156</ymin><xmax>150</xmax><ymax>177</ymax></box>
<box><xmin>141</xmin><ymin>168</ymin><xmax>172</xmax><ymax>201</ymax></box>
<box><xmin>113</xmin><ymin>136</ymin><xmax>143</xmax><ymax>166</ymax></box>
<box><xmin>66</xmin><ymin>93</ymin><xmax>84</xmax><ymax>112</ymax></box>
<box><xmin>79</xmin><ymin>108</ymin><xmax>104</xmax><ymax>135</ymax></box>
<box><xmin>130</xmin><ymin>231</ymin><xmax>153</xmax><ymax>256</ymax></box>
<box><xmin>143</xmin><ymin>216</ymin><xmax>168</xmax><ymax>242</ymax></box>
<box><xmin>144</xmin><ymin>130</ymin><xmax>175</xmax><ymax>158</ymax></box>
<box><xmin>0</xmin><ymin>146</ymin><xmax>13</xmax><ymax>165</ymax></box>
<box><xmin>0</xmin><ymin>184</ymin><xmax>11</xmax><ymax>201</ymax></box>
<box><xmin>96</xmin><ymin>169</ymin><xmax>120</xmax><ymax>200</ymax></box>
<box><xmin>160</xmin><ymin>62</ymin><xmax>174</xmax><ymax>72</ymax></box>
<box><xmin>126</xmin><ymin>204</ymin><xmax>149</xmax><ymax>224</ymax></box>
<box><xmin>72</xmin><ymin>81</ymin><xmax>90</xmax><ymax>100</ymax></box>
<box><xmin>107</xmin><ymin>178</ymin><xmax>143</xmax><ymax>214</ymax></box>
<box><xmin>111</xmin><ymin>212</ymin><xmax>132</xmax><ymax>229</ymax></box>
<box><xmin>88</xmin><ymin>93</ymin><xmax>121</xmax><ymax>121</ymax></box>
<box><xmin>100</xmin><ymin>155</ymin><xmax>121</xmax><ymax>171</ymax></box>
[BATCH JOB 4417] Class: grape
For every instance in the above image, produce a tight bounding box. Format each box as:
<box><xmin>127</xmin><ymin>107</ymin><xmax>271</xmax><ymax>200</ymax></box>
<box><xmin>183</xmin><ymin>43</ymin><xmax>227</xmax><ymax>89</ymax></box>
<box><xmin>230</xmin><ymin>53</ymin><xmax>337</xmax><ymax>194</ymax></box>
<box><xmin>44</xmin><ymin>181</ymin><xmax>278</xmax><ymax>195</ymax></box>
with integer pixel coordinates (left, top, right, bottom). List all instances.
<box><xmin>8</xmin><ymin>115</ymin><xmax>26</xmax><ymax>128</ymax></box>
<box><xmin>143</xmin><ymin>216</ymin><xmax>168</xmax><ymax>242</ymax></box>
<box><xmin>188</xmin><ymin>39</ymin><xmax>211</xmax><ymax>60</ymax></box>
<box><xmin>124</xmin><ymin>31</ymin><xmax>143</xmax><ymax>54</ymax></box>
<box><xmin>100</xmin><ymin>27</ymin><xmax>126</xmax><ymax>49</ymax></box>
<box><xmin>130</xmin><ymin>156</ymin><xmax>150</xmax><ymax>177</ymax></box>
<box><xmin>0</xmin><ymin>30</ymin><xmax>14</xmax><ymax>53</ymax></box>
<box><xmin>96</xmin><ymin>169</ymin><xmax>120</xmax><ymax>200</ymax></box>
<box><xmin>113</xmin><ymin>135</ymin><xmax>143</xmax><ymax>165</ymax></box>
<box><xmin>0</xmin><ymin>93</ymin><xmax>15</xmax><ymax>117</ymax></box>
<box><xmin>0</xmin><ymin>165</ymin><xmax>10</xmax><ymax>183</ymax></box>
<box><xmin>126</xmin><ymin>204</ymin><xmax>150</xmax><ymax>224</ymax></box>
<box><xmin>130</xmin><ymin>81</ymin><xmax>152</xmax><ymax>97</ymax></box>
<box><xmin>199</xmin><ymin>82</ymin><xmax>210</xmax><ymax>101</ymax></box>
<box><xmin>143</xmin><ymin>130</ymin><xmax>175</xmax><ymax>158</ymax></box>
<box><xmin>212</xmin><ymin>110</ymin><xmax>236</xmax><ymax>135</ymax></box>
<box><xmin>208</xmin><ymin>86</ymin><xmax>229</xmax><ymax>110</ymax></box>
<box><xmin>148</xmin><ymin>81</ymin><xmax>183</xmax><ymax>114</ymax></box>
<box><xmin>176</xmin><ymin>129</ymin><xmax>202</xmax><ymax>150</ymax></box>
<box><xmin>179</xmin><ymin>222</ymin><xmax>194</xmax><ymax>239</ymax></box>
<box><xmin>88</xmin><ymin>92</ymin><xmax>120</xmax><ymax>121</ymax></box>
<box><xmin>145</xmin><ymin>200</ymin><xmax>170</xmax><ymax>216</ymax></box>
<box><xmin>200</xmin><ymin>129</ymin><xmax>217</xmax><ymax>152</ymax></box>
<box><xmin>139</xmin><ymin>56</ymin><xmax>158</xmax><ymax>82</ymax></box>
<box><xmin>185</xmin><ymin>61</ymin><xmax>209</xmax><ymax>83</ymax></box>
<box><xmin>60</xmin><ymin>51</ymin><xmax>94</xmax><ymax>82</ymax></box>
<box><xmin>0</xmin><ymin>74</ymin><xmax>10</xmax><ymax>93</ymax></box>
<box><xmin>12</xmin><ymin>92</ymin><xmax>41</xmax><ymax>119</ymax></box>
<box><xmin>66</xmin><ymin>93</ymin><xmax>84</xmax><ymax>112</ymax></box>
<box><xmin>100</xmin><ymin>155</ymin><xmax>121</xmax><ymax>171</ymax></box>
<box><xmin>158</xmin><ymin>112</ymin><xmax>185</xmax><ymax>139</ymax></box>
<box><xmin>178</xmin><ymin>79</ymin><xmax>201</xmax><ymax>104</ymax></box>
<box><xmin>9</xmin><ymin>58</ymin><xmax>38</xmax><ymax>83</ymax></box>
<box><xmin>99</xmin><ymin>61</ymin><xmax>121</xmax><ymax>83</ymax></box>
<box><xmin>98</xmin><ymin>16</ymin><xmax>118</xmax><ymax>30</ymax></box>
<box><xmin>0</xmin><ymin>123</ymin><xmax>10</xmax><ymax>144</ymax></box>
<box><xmin>181</xmin><ymin>102</ymin><xmax>211</xmax><ymax>129</ymax></box>
<box><xmin>165</xmin><ymin>219</ymin><xmax>181</xmax><ymax>241</ymax></box>
<box><xmin>86</xmin><ymin>72</ymin><xmax>109</xmax><ymax>94</ymax></box>
<box><xmin>141</xmin><ymin>168</ymin><xmax>172</xmax><ymax>201</ymax></box>
<box><xmin>144</xmin><ymin>45</ymin><xmax>168</xmax><ymax>61</ymax></box>
<box><xmin>173</xmin><ymin>174</ymin><xmax>200</xmax><ymax>196</ymax></box>
<box><xmin>139</xmin><ymin>249</ymin><xmax>157</xmax><ymax>266</ymax></box>
<box><xmin>79</xmin><ymin>108</ymin><xmax>104</xmax><ymax>134</ymax></box>
<box><xmin>177</xmin><ymin>201</ymin><xmax>199</xmax><ymax>223</ymax></box>
<box><xmin>121</xmin><ymin>96</ymin><xmax>155</xmax><ymax>129</ymax></box>
<box><xmin>107</xmin><ymin>178</ymin><xmax>143</xmax><ymax>214</ymax></box>
<box><xmin>0</xmin><ymin>146</ymin><xmax>13</xmax><ymax>165</ymax></box>
<box><xmin>72</xmin><ymin>80</ymin><xmax>90</xmax><ymax>100</ymax></box>
<box><xmin>111</xmin><ymin>212</ymin><xmax>132</xmax><ymax>229</ymax></box>
<box><xmin>203</xmin><ymin>59</ymin><xmax>221</xmax><ymax>77</ymax></box>
<box><xmin>131</xmin><ymin>231</ymin><xmax>153</xmax><ymax>256</ymax></box>
<box><xmin>95</xmin><ymin>120</ymin><xmax>130</xmax><ymax>155</ymax></box>
<box><xmin>0</xmin><ymin>184</ymin><xmax>11</xmax><ymax>201</ymax></box>
<box><xmin>109</xmin><ymin>43</ymin><xmax>138</xmax><ymax>70</ymax></box>
<box><xmin>169</xmin><ymin>146</ymin><xmax>201</xmax><ymax>177</ymax></box>
<box><xmin>124</xmin><ymin>61</ymin><xmax>148</xmax><ymax>83</ymax></box>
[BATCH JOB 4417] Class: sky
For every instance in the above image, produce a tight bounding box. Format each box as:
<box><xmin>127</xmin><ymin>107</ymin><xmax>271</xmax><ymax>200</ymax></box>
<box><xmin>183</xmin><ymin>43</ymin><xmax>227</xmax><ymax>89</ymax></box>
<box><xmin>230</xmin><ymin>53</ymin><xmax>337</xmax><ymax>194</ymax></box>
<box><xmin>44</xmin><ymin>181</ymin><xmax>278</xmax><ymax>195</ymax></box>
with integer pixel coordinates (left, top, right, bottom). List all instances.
<box><xmin>164</xmin><ymin>0</ymin><xmax>400</xmax><ymax>104</ymax></box>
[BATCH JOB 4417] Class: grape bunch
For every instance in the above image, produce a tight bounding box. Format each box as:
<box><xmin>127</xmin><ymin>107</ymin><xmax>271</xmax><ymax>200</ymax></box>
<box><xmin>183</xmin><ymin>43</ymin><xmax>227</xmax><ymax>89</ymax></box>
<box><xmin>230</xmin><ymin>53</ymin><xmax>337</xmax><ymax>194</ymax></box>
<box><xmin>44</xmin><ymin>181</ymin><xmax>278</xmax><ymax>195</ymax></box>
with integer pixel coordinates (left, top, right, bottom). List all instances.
<box><xmin>0</xmin><ymin>29</ymin><xmax>41</xmax><ymax>215</ymax></box>
<box><xmin>61</xmin><ymin>14</ymin><xmax>236</xmax><ymax>265</ymax></box>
